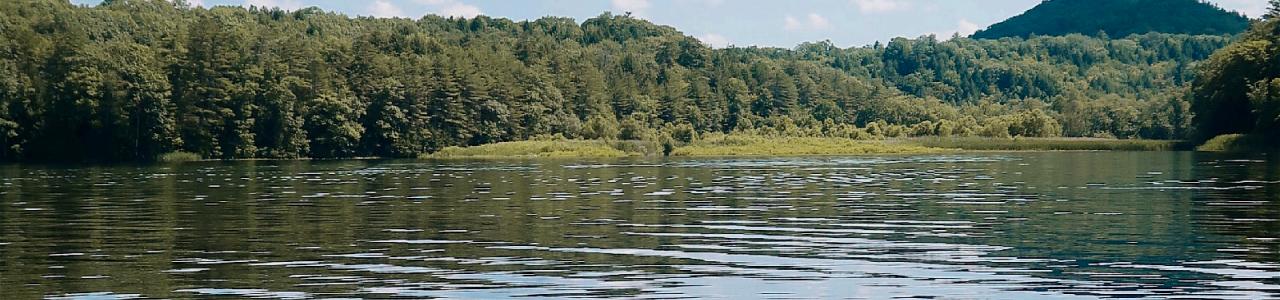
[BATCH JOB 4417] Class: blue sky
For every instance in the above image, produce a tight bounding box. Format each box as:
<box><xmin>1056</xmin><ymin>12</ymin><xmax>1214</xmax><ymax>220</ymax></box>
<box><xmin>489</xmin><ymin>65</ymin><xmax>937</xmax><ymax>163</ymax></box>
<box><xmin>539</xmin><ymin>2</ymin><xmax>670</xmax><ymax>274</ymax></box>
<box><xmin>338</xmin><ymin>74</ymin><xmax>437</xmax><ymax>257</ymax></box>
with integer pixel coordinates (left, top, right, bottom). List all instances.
<box><xmin>71</xmin><ymin>0</ymin><xmax>1270</xmax><ymax>48</ymax></box>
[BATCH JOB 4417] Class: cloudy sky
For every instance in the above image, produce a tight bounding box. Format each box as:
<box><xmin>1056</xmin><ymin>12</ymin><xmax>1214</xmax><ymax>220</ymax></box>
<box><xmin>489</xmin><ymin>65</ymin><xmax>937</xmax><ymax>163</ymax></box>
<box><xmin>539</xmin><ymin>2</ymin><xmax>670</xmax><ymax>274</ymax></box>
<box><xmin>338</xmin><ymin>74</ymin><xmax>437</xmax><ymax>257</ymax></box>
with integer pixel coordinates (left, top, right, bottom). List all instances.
<box><xmin>71</xmin><ymin>0</ymin><xmax>1270</xmax><ymax>48</ymax></box>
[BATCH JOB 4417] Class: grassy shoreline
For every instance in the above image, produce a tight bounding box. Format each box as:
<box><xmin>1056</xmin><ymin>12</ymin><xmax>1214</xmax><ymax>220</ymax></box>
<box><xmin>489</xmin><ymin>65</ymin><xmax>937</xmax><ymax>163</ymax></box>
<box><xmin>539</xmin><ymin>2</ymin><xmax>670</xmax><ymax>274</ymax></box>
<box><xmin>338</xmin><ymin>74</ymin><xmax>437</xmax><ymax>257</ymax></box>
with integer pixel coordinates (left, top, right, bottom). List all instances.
<box><xmin>157</xmin><ymin>136</ymin><xmax>1191</xmax><ymax>162</ymax></box>
<box><xmin>672</xmin><ymin>135</ymin><xmax>944</xmax><ymax>157</ymax></box>
<box><xmin>1195</xmin><ymin>134</ymin><xmax>1277</xmax><ymax>152</ymax></box>
<box><xmin>421</xmin><ymin>135</ymin><xmax>1185</xmax><ymax>159</ymax></box>
<box><xmin>900</xmin><ymin>137</ymin><xmax>1186</xmax><ymax>151</ymax></box>
<box><xmin>426</xmin><ymin>140</ymin><xmax>660</xmax><ymax>159</ymax></box>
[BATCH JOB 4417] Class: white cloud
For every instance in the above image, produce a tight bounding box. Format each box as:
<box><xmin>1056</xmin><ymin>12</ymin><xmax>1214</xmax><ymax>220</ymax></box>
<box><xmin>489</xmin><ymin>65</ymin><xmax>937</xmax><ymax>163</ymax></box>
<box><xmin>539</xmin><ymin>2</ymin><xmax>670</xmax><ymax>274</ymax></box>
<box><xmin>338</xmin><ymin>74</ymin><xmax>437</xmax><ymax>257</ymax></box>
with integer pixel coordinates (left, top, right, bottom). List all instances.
<box><xmin>784</xmin><ymin>15</ymin><xmax>803</xmax><ymax>31</ymax></box>
<box><xmin>807</xmin><ymin>13</ymin><xmax>831</xmax><ymax>29</ymax></box>
<box><xmin>784</xmin><ymin>13</ymin><xmax>832</xmax><ymax>31</ymax></box>
<box><xmin>851</xmin><ymin>0</ymin><xmax>910</xmax><ymax>14</ymax></box>
<box><xmin>696</xmin><ymin>33</ymin><xmax>731</xmax><ymax>48</ymax></box>
<box><xmin>1209</xmin><ymin>0</ymin><xmax>1268</xmax><ymax>18</ymax></box>
<box><xmin>932</xmin><ymin>19</ymin><xmax>982</xmax><ymax>40</ymax></box>
<box><xmin>678</xmin><ymin>0</ymin><xmax>724</xmax><ymax>6</ymax></box>
<box><xmin>612</xmin><ymin>0</ymin><xmax>652</xmax><ymax>16</ymax></box>
<box><xmin>243</xmin><ymin>0</ymin><xmax>303</xmax><ymax>10</ymax></box>
<box><xmin>368</xmin><ymin>0</ymin><xmax>405</xmax><ymax>18</ymax></box>
<box><xmin>170</xmin><ymin>0</ymin><xmax>204</xmax><ymax>7</ymax></box>
<box><xmin>955</xmin><ymin>19</ymin><xmax>981</xmax><ymax>36</ymax></box>
<box><xmin>417</xmin><ymin>0</ymin><xmax>483</xmax><ymax>18</ymax></box>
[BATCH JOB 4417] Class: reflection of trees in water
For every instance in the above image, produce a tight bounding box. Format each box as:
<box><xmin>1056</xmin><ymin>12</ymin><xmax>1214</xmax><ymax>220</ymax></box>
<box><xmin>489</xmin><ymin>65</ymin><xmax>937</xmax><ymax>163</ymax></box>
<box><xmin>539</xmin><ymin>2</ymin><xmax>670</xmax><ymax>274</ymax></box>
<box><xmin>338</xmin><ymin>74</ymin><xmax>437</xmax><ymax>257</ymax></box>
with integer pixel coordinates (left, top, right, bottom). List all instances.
<box><xmin>910</xmin><ymin>152</ymin><xmax>1223</xmax><ymax>286</ymax></box>
<box><xmin>2</xmin><ymin>154</ymin><xmax>1278</xmax><ymax>298</ymax></box>
<box><xmin>1188</xmin><ymin>152</ymin><xmax>1280</xmax><ymax>264</ymax></box>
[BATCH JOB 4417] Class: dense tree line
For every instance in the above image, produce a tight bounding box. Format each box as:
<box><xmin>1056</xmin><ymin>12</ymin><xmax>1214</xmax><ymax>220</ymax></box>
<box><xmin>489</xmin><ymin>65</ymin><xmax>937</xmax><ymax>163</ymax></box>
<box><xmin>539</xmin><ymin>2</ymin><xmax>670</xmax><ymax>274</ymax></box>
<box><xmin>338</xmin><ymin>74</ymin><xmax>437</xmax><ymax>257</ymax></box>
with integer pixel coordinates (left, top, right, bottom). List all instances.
<box><xmin>1190</xmin><ymin>1</ymin><xmax>1280</xmax><ymax>142</ymax></box>
<box><xmin>0</xmin><ymin>0</ymin><xmax>1240</xmax><ymax>161</ymax></box>
<box><xmin>972</xmin><ymin>0</ymin><xmax>1249</xmax><ymax>39</ymax></box>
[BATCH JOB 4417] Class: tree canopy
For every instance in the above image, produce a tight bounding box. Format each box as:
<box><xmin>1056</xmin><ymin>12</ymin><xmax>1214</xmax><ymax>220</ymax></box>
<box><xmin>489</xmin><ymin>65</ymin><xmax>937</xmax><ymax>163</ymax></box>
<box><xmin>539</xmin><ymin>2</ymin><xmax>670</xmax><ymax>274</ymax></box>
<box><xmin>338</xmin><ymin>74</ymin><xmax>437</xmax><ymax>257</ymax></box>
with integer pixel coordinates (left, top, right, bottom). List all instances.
<box><xmin>1190</xmin><ymin>1</ymin><xmax>1280</xmax><ymax>142</ymax></box>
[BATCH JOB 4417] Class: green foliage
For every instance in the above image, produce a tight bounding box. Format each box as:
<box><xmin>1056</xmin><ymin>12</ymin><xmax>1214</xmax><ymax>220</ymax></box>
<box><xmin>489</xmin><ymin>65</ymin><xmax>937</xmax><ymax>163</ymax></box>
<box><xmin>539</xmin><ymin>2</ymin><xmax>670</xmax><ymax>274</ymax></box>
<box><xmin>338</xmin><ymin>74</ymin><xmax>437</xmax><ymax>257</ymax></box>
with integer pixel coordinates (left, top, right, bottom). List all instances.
<box><xmin>0</xmin><ymin>0</ymin><xmax>1238</xmax><ymax>162</ymax></box>
<box><xmin>1269</xmin><ymin>0</ymin><xmax>1280</xmax><ymax>19</ymax></box>
<box><xmin>306</xmin><ymin>93</ymin><xmax>365</xmax><ymax>158</ymax></box>
<box><xmin>1191</xmin><ymin>40</ymin><xmax>1275</xmax><ymax>139</ymax></box>
<box><xmin>582</xmin><ymin>114</ymin><xmax>621</xmax><ymax>140</ymax></box>
<box><xmin>1191</xmin><ymin>11</ymin><xmax>1280</xmax><ymax>145</ymax></box>
<box><xmin>972</xmin><ymin>0</ymin><xmax>1249</xmax><ymax>39</ymax></box>
<box><xmin>1248</xmin><ymin>79</ymin><xmax>1280</xmax><ymax>135</ymax></box>
<box><xmin>908</xmin><ymin>137</ymin><xmax>1181</xmax><ymax>151</ymax></box>
<box><xmin>984</xmin><ymin>109</ymin><xmax>1064</xmax><ymax>138</ymax></box>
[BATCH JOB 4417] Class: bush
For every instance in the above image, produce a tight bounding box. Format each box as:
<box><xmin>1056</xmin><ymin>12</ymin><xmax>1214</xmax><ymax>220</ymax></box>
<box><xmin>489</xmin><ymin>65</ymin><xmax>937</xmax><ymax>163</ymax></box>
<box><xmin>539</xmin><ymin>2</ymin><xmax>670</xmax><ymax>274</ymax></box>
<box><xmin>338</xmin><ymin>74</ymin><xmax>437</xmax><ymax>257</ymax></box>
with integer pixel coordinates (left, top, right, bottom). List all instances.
<box><xmin>670</xmin><ymin>123</ymin><xmax>698</xmax><ymax>143</ymax></box>
<box><xmin>619</xmin><ymin>116</ymin><xmax>656</xmax><ymax>141</ymax></box>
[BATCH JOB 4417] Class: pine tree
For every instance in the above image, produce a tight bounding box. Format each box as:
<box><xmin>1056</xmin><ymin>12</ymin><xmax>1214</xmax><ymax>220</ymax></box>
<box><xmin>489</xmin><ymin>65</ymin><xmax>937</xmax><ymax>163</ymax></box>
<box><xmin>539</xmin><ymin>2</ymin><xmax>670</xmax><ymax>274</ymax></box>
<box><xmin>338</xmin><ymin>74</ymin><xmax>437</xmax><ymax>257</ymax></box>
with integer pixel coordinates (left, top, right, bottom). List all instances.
<box><xmin>1269</xmin><ymin>0</ymin><xmax>1280</xmax><ymax>19</ymax></box>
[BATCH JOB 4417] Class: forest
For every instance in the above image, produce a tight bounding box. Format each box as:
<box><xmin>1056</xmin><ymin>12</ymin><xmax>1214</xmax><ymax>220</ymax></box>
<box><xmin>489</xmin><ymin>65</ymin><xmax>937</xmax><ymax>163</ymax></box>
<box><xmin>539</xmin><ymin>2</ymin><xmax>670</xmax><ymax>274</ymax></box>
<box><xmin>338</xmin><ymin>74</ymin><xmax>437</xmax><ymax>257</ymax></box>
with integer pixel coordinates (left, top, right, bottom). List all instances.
<box><xmin>0</xmin><ymin>0</ymin><xmax>1259</xmax><ymax>161</ymax></box>
<box><xmin>1189</xmin><ymin>0</ymin><xmax>1280</xmax><ymax>149</ymax></box>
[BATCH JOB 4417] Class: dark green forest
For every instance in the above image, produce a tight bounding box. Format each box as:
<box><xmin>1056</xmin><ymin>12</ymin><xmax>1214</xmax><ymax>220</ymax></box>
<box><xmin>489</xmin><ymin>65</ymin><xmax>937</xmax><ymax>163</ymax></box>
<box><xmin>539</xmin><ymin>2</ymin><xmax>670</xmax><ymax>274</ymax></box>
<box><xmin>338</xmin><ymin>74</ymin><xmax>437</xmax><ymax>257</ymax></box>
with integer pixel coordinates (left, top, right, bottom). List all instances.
<box><xmin>1191</xmin><ymin>1</ymin><xmax>1280</xmax><ymax>142</ymax></box>
<box><xmin>972</xmin><ymin>0</ymin><xmax>1250</xmax><ymax>39</ymax></box>
<box><xmin>0</xmin><ymin>0</ymin><xmax>1253</xmax><ymax>161</ymax></box>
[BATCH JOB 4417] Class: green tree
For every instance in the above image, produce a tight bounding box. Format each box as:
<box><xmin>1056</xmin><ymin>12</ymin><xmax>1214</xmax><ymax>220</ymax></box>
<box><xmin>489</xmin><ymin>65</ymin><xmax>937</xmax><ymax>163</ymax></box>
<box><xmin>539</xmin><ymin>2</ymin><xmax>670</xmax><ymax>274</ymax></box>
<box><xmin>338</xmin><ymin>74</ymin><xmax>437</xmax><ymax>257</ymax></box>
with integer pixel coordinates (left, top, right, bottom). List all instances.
<box><xmin>1268</xmin><ymin>0</ymin><xmax>1280</xmax><ymax>19</ymax></box>
<box><xmin>305</xmin><ymin>92</ymin><xmax>364</xmax><ymax>158</ymax></box>
<box><xmin>255</xmin><ymin>77</ymin><xmax>309</xmax><ymax>158</ymax></box>
<box><xmin>1249</xmin><ymin>79</ymin><xmax>1280</xmax><ymax>137</ymax></box>
<box><xmin>1191</xmin><ymin>40</ymin><xmax>1274</xmax><ymax>139</ymax></box>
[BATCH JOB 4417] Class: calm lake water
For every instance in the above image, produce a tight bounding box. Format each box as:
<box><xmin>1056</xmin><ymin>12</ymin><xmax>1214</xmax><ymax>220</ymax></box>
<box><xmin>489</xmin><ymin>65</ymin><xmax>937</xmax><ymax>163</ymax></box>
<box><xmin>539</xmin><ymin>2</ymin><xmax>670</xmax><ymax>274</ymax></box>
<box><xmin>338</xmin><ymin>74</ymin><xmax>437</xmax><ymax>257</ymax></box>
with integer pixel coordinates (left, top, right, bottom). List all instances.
<box><xmin>2</xmin><ymin>152</ymin><xmax>1279</xmax><ymax>299</ymax></box>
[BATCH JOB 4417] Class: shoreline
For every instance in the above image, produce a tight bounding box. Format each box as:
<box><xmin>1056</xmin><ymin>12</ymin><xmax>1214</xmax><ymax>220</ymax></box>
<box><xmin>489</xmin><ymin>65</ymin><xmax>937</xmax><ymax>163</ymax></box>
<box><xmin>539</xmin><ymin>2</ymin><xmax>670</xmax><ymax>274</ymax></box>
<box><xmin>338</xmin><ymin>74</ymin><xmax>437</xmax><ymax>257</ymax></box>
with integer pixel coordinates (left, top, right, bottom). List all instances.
<box><xmin>0</xmin><ymin>137</ymin><xmax>1201</xmax><ymax>164</ymax></box>
<box><xmin>418</xmin><ymin>136</ymin><xmax>1186</xmax><ymax>160</ymax></box>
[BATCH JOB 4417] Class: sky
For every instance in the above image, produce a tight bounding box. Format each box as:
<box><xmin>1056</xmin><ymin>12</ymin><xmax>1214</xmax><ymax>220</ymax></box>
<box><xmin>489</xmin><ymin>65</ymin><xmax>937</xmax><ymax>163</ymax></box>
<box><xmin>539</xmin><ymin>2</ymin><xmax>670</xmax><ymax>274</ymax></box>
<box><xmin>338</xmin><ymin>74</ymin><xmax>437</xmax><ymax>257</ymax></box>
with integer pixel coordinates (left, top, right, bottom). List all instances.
<box><xmin>70</xmin><ymin>0</ymin><xmax>1271</xmax><ymax>48</ymax></box>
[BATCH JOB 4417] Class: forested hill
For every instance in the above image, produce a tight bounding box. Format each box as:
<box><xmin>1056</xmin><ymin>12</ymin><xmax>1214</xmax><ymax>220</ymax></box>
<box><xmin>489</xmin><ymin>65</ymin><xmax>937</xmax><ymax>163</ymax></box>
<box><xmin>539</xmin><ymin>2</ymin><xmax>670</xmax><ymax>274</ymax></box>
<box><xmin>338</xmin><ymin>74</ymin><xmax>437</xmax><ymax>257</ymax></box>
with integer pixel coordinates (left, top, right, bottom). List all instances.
<box><xmin>0</xmin><ymin>0</ymin><xmax>1237</xmax><ymax>161</ymax></box>
<box><xmin>972</xmin><ymin>0</ymin><xmax>1250</xmax><ymax>39</ymax></box>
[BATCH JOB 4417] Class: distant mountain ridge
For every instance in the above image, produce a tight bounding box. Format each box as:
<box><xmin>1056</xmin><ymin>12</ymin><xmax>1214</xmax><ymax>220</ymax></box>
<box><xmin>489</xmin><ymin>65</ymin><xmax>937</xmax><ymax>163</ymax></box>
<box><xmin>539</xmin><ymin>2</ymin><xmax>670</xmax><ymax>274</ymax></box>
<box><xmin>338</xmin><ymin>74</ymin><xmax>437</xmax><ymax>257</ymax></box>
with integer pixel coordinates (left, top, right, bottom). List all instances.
<box><xmin>972</xmin><ymin>0</ymin><xmax>1251</xmax><ymax>39</ymax></box>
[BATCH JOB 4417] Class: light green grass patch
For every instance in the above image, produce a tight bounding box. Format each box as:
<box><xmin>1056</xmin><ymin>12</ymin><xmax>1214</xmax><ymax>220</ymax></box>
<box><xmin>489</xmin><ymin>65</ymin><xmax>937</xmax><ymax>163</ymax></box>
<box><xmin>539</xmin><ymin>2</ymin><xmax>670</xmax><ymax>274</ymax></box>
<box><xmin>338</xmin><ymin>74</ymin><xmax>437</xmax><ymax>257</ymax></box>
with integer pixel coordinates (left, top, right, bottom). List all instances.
<box><xmin>157</xmin><ymin>151</ymin><xmax>201</xmax><ymax>162</ymax></box>
<box><xmin>1196</xmin><ymin>134</ymin><xmax>1274</xmax><ymax>152</ymax></box>
<box><xmin>424</xmin><ymin>140</ymin><xmax>657</xmax><ymax>159</ymax></box>
<box><xmin>671</xmin><ymin>135</ymin><xmax>944</xmax><ymax>157</ymax></box>
<box><xmin>904</xmin><ymin>137</ymin><xmax>1182</xmax><ymax>151</ymax></box>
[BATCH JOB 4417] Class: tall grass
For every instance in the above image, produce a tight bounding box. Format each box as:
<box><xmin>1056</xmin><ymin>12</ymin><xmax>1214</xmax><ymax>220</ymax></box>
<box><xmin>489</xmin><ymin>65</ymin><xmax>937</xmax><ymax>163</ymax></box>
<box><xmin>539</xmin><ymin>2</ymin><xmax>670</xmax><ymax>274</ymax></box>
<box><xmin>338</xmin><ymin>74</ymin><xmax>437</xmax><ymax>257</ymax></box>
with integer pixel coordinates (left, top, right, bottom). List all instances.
<box><xmin>671</xmin><ymin>134</ymin><xmax>943</xmax><ymax>157</ymax></box>
<box><xmin>157</xmin><ymin>151</ymin><xmax>202</xmax><ymax>162</ymax></box>
<box><xmin>421</xmin><ymin>135</ymin><xmax>1190</xmax><ymax>159</ymax></box>
<box><xmin>424</xmin><ymin>139</ymin><xmax>660</xmax><ymax>159</ymax></box>
<box><xmin>903</xmin><ymin>137</ymin><xmax>1183</xmax><ymax>151</ymax></box>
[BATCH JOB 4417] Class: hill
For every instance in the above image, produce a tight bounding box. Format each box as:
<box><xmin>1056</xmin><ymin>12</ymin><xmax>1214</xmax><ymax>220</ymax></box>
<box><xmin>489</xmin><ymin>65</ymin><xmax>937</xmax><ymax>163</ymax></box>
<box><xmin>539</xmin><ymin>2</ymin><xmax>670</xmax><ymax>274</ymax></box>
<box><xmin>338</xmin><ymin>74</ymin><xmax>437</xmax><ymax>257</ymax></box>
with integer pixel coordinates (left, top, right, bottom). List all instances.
<box><xmin>972</xmin><ymin>0</ymin><xmax>1251</xmax><ymax>39</ymax></box>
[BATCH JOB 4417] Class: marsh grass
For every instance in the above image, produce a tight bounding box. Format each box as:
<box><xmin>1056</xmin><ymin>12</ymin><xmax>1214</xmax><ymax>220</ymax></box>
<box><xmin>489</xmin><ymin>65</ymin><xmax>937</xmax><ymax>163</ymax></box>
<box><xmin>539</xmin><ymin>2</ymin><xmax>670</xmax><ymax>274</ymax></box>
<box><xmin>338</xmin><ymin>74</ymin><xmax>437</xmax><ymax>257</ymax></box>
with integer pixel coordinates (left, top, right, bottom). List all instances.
<box><xmin>671</xmin><ymin>135</ymin><xmax>943</xmax><ymax>157</ymax></box>
<box><xmin>1196</xmin><ymin>134</ymin><xmax>1275</xmax><ymax>152</ymax></box>
<box><xmin>420</xmin><ymin>135</ymin><xmax>1187</xmax><ymax>159</ymax></box>
<box><xmin>424</xmin><ymin>139</ymin><xmax>661</xmax><ymax>159</ymax></box>
<box><xmin>904</xmin><ymin>137</ymin><xmax>1183</xmax><ymax>151</ymax></box>
<box><xmin>157</xmin><ymin>151</ymin><xmax>202</xmax><ymax>162</ymax></box>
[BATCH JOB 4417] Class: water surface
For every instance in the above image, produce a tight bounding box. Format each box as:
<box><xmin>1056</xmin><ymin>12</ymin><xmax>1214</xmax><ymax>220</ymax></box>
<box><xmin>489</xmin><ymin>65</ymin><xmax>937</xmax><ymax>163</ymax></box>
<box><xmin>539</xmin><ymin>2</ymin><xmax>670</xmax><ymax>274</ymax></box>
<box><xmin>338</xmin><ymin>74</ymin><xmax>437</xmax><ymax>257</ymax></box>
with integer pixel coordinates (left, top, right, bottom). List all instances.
<box><xmin>2</xmin><ymin>152</ymin><xmax>1278</xmax><ymax>299</ymax></box>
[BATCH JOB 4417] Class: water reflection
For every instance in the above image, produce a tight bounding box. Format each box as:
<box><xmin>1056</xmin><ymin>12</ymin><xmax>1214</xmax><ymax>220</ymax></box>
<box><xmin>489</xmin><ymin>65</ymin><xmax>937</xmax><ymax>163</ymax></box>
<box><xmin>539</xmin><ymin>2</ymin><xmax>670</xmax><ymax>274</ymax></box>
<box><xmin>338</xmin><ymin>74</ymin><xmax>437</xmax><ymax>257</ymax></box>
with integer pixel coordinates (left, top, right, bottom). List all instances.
<box><xmin>1</xmin><ymin>152</ymin><xmax>1277</xmax><ymax>299</ymax></box>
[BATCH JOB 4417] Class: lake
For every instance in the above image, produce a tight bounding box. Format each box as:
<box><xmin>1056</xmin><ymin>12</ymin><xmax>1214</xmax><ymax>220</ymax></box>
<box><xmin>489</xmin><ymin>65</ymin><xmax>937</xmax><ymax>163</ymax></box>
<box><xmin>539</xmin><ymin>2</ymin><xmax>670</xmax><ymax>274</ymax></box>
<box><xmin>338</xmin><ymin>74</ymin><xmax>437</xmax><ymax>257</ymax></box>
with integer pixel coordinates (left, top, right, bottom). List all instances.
<box><xmin>2</xmin><ymin>152</ymin><xmax>1278</xmax><ymax>299</ymax></box>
